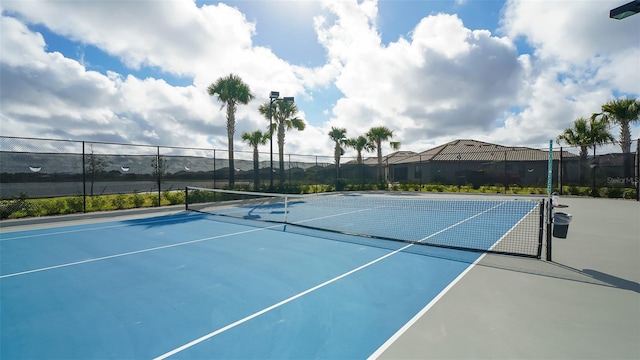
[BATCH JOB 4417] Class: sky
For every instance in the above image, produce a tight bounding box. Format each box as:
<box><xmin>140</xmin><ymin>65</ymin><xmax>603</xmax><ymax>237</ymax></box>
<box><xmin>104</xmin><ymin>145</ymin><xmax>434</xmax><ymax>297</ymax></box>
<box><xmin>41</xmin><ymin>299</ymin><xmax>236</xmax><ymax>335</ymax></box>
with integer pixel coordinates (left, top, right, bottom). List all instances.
<box><xmin>1</xmin><ymin>0</ymin><xmax>639</xmax><ymax>160</ymax></box>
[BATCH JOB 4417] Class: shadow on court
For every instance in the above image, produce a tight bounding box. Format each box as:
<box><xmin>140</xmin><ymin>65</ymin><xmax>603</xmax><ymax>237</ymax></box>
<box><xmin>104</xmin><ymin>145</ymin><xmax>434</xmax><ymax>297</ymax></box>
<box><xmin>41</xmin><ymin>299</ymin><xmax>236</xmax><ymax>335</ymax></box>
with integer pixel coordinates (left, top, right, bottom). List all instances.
<box><xmin>582</xmin><ymin>268</ymin><xmax>640</xmax><ymax>293</ymax></box>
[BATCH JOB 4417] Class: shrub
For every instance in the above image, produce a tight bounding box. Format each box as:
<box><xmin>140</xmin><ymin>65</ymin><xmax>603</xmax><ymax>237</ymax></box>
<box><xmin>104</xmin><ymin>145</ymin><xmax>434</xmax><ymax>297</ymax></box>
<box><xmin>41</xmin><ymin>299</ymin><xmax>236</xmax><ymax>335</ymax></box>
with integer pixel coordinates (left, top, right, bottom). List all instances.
<box><xmin>604</xmin><ymin>186</ymin><xmax>624</xmax><ymax>199</ymax></box>
<box><xmin>566</xmin><ymin>185</ymin><xmax>580</xmax><ymax>195</ymax></box>
<box><xmin>424</xmin><ymin>184</ymin><xmax>445</xmax><ymax>192</ymax></box>
<box><xmin>0</xmin><ymin>199</ymin><xmax>28</xmax><ymax>219</ymax></box>
<box><xmin>623</xmin><ymin>188</ymin><xmax>637</xmax><ymax>200</ymax></box>
<box><xmin>66</xmin><ymin>196</ymin><xmax>84</xmax><ymax>213</ymax></box>
<box><xmin>0</xmin><ymin>193</ymin><xmax>35</xmax><ymax>219</ymax></box>
<box><xmin>112</xmin><ymin>194</ymin><xmax>128</xmax><ymax>209</ymax></box>
<box><xmin>89</xmin><ymin>196</ymin><xmax>106</xmax><ymax>210</ymax></box>
<box><xmin>164</xmin><ymin>190</ymin><xmax>185</xmax><ymax>205</ymax></box>
<box><xmin>132</xmin><ymin>192</ymin><xmax>145</xmax><ymax>208</ymax></box>
<box><xmin>42</xmin><ymin>199</ymin><xmax>65</xmax><ymax>215</ymax></box>
<box><xmin>459</xmin><ymin>185</ymin><xmax>474</xmax><ymax>193</ymax></box>
<box><xmin>150</xmin><ymin>194</ymin><xmax>161</xmax><ymax>207</ymax></box>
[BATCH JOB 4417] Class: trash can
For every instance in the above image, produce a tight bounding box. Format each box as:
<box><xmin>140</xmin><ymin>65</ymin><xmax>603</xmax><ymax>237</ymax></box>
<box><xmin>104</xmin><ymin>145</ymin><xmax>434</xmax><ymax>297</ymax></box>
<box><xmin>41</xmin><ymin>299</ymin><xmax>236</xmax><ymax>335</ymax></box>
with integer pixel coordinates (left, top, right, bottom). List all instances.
<box><xmin>553</xmin><ymin>212</ymin><xmax>572</xmax><ymax>238</ymax></box>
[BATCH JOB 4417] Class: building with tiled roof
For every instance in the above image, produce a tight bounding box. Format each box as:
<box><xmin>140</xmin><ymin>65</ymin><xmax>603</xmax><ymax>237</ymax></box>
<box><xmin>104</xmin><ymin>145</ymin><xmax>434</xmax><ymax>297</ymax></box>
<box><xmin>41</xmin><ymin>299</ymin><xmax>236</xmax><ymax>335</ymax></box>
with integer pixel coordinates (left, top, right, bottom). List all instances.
<box><xmin>351</xmin><ymin>139</ymin><xmax>578</xmax><ymax>187</ymax></box>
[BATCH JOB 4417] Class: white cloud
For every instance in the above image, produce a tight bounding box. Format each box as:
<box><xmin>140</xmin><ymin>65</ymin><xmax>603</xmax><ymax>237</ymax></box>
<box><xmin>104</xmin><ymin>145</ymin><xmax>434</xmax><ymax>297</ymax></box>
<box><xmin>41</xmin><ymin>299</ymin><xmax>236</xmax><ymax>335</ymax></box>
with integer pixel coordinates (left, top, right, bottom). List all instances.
<box><xmin>496</xmin><ymin>0</ymin><xmax>640</xmax><ymax>146</ymax></box>
<box><xmin>314</xmin><ymin>0</ymin><xmax>639</xmax><ymax>153</ymax></box>
<box><xmin>315</xmin><ymin>5</ymin><xmax>527</xmax><ymax>153</ymax></box>
<box><xmin>3</xmin><ymin>1</ymin><xmax>254</xmax><ymax>77</ymax></box>
<box><xmin>0</xmin><ymin>0</ymin><xmax>638</xmax><ymax>162</ymax></box>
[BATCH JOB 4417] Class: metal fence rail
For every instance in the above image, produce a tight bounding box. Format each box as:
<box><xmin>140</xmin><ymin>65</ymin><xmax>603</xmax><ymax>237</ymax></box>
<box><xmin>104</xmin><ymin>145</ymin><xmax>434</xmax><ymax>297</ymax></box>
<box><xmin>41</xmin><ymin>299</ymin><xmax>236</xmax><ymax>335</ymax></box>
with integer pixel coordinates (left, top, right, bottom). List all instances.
<box><xmin>1</xmin><ymin>136</ymin><xmax>638</xmax><ymax>209</ymax></box>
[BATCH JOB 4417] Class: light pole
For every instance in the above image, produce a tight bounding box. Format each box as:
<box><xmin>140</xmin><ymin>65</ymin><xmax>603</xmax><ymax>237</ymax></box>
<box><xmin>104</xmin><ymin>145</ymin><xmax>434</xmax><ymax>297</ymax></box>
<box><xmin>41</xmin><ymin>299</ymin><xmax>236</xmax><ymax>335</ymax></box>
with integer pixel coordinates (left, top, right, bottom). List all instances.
<box><xmin>610</xmin><ymin>0</ymin><xmax>640</xmax><ymax>19</ymax></box>
<box><xmin>268</xmin><ymin>91</ymin><xmax>294</xmax><ymax>190</ymax></box>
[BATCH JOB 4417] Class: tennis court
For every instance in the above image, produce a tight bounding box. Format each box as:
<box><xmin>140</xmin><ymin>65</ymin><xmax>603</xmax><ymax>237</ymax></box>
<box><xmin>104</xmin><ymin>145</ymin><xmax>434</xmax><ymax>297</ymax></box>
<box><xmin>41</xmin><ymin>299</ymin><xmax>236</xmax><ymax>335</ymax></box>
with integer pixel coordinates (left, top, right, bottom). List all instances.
<box><xmin>1</xmin><ymin>192</ymin><xmax>638</xmax><ymax>359</ymax></box>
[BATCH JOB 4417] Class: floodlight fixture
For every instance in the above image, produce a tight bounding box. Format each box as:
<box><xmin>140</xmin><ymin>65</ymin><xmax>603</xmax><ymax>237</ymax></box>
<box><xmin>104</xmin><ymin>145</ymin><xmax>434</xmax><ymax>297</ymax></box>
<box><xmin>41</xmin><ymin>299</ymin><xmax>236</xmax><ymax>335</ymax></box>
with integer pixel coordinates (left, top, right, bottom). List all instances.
<box><xmin>610</xmin><ymin>0</ymin><xmax>640</xmax><ymax>19</ymax></box>
<box><xmin>269</xmin><ymin>91</ymin><xmax>280</xmax><ymax>99</ymax></box>
<box><xmin>283</xmin><ymin>96</ymin><xmax>295</xmax><ymax>103</ymax></box>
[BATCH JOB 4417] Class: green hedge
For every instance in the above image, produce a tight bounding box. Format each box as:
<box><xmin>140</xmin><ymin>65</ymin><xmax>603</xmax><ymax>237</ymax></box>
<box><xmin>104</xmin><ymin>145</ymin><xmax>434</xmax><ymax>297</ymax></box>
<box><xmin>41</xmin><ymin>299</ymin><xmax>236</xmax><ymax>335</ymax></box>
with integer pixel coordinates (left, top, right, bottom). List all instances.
<box><xmin>1</xmin><ymin>184</ymin><xmax>637</xmax><ymax>220</ymax></box>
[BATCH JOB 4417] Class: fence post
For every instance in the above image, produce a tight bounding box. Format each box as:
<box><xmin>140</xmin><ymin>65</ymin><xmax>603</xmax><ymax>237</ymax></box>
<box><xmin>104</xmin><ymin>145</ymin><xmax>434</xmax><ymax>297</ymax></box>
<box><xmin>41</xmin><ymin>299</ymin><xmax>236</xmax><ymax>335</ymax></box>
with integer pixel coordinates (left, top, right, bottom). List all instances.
<box><xmin>157</xmin><ymin>146</ymin><xmax>161</xmax><ymax>207</ymax></box>
<box><xmin>591</xmin><ymin>146</ymin><xmax>597</xmax><ymax>197</ymax></box>
<box><xmin>559</xmin><ymin>147</ymin><xmax>563</xmax><ymax>195</ymax></box>
<box><xmin>419</xmin><ymin>154</ymin><xmax>423</xmax><ymax>188</ymax></box>
<box><xmin>288</xmin><ymin>153</ymin><xmax>291</xmax><ymax>186</ymax></box>
<box><xmin>457</xmin><ymin>153</ymin><xmax>461</xmax><ymax>192</ymax></box>
<box><xmin>82</xmin><ymin>141</ymin><xmax>86</xmax><ymax>213</ymax></box>
<box><xmin>546</xmin><ymin>140</ymin><xmax>553</xmax><ymax>261</ymax></box>
<box><xmin>636</xmin><ymin>139</ymin><xmax>639</xmax><ymax>201</ymax></box>
<box><xmin>503</xmin><ymin>150</ymin><xmax>508</xmax><ymax>193</ymax></box>
<box><xmin>213</xmin><ymin>149</ymin><xmax>216</xmax><ymax>189</ymax></box>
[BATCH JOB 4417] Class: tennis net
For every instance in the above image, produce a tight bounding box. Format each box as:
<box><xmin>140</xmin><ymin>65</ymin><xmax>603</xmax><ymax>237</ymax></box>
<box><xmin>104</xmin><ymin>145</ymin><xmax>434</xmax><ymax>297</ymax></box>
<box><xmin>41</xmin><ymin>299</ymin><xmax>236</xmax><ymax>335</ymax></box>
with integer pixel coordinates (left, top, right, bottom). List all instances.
<box><xmin>185</xmin><ymin>186</ymin><xmax>545</xmax><ymax>258</ymax></box>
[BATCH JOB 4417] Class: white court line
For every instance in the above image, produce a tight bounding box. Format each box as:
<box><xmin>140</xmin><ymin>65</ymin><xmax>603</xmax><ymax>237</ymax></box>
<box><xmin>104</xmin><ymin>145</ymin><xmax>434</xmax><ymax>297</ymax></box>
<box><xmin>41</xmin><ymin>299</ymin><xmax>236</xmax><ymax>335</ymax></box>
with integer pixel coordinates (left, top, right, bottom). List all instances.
<box><xmin>367</xmin><ymin>253</ymin><xmax>487</xmax><ymax>359</ymax></box>
<box><xmin>368</xmin><ymin>201</ymin><xmax>537</xmax><ymax>359</ymax></box>
<box><xmin>0</xmin><ymin>206</ymin><xmax>377</xmax><ymax>278</ymax></box>
<box><xmin>0</xmin><ymin>226</ymin><xmax>271</xmax><ymax>279</ymax></box>
<box><xmin>487</xmin><ymin>201</ymin><xmax>540</xmax><ymax>252</ymax></box>
<box><xmin>153</xmin><ymin>203</ymin><xmax>504</xmax><ymax>359</ymax></box>
<box><xmin>0</xmin><ymin>215</ymin><xmax>196</xmax><ymax>241</ymax></box>
<box><xmin>153</xmin><ymin>244</ymin><xmax>413</xmax><ymax>360</ymax></box>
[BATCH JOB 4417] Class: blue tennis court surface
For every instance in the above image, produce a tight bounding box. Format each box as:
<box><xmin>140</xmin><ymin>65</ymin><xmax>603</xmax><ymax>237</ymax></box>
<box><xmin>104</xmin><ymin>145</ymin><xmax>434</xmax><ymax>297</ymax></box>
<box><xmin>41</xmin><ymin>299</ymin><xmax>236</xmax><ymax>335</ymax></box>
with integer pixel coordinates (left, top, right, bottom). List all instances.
<box><xmin>1</xmin><ymin>196</ymin><xmax>538</xmax><ymax>359</ymax></box>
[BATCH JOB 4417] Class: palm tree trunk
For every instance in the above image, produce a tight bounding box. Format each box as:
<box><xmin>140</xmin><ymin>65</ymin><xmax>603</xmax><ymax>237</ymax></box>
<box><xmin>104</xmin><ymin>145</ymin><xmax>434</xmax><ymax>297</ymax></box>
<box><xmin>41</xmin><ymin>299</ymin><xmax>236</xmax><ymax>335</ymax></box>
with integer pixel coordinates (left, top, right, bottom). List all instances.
<box><xmin>253</xmin><ymin>147</ymin><xmax>259</xmax><ymax>189</ymax></box>
<box><xmin>357</xmin><ymin>150</ymin><xmax>363</xmax><ymax>187</ymax></box>
<box><xmin>227</xmin><ymin>106</ymin><xmax>235</xmax><ymax>188</ymax></box>
<box><xmin>619</xmin><ymin>123</ymin><xmax>632</xmax><ymax>179</ymax></box>
<box><xmin>334</xmin><ymin>145</ymin><xmax>341</xmax><ymax>180</ymax></box>
<box><xmin>619</xmin><ymin>121</ymin><xmax>631</xmax><ymax>154</ymax></box>
<box><xmin>579</xmin><ymin>147</ymin><xmax>587</xmax><ymax>186</ymax></box>
<box><xmin>227</xmin><ymin>131</ymin><xmax>235</xmax><ymax>188</ymax></box>
<box><xmin>376</xmin><ymin>141</ymin><xmax>382</xmax><ymax>182</ymax></box>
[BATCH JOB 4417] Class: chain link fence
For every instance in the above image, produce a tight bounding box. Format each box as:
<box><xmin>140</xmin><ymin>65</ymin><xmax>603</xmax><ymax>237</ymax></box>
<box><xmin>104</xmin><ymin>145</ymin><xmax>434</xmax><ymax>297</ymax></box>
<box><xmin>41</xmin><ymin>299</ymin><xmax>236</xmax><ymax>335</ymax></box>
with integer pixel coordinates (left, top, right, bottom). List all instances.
<box><xmin>1</xmin><ymin>136</ymin><xmax>637</xmax><ymax>218</ymax></box>
<box><xmin>556</xmin><ymin>140</ymin><xmax>638</xmax><ymax>198</ymax></box>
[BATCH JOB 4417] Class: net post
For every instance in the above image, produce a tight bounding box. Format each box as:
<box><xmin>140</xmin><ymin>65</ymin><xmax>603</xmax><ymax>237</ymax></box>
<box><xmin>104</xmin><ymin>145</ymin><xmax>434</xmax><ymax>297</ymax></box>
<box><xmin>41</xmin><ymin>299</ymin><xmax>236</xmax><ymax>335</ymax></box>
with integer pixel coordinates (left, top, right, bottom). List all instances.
<box><xmin>537</xmin><ymin>199</ymin><xmax>544</xmax><ymax>259</ymax></box>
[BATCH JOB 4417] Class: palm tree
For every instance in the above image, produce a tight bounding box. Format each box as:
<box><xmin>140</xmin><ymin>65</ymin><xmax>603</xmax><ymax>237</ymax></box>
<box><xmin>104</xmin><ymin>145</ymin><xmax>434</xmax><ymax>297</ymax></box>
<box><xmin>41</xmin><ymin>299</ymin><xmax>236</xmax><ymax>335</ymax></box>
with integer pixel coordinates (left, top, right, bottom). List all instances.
<box><xmin>592</xmin><ymin>98</ymin><xmax>640</xmax><ymax>180</ymax></box>
<box><xmin>258</xmin><ymin>100</ymin><xmax>305</xmax><ymax>185</ymax></box>
<box><xmin>345</xmin><ymin>135</ymin><xmax>375</xmax><ymax>186</ymax></box>
<box><xmin>366</xmin><ymin>126</ymin><xmax>400</xmax><ymax>182</ymax></box>
<box><xmin>592</xmin><ymin>98</ymin><xmax>640</xmax><ymax>154</ymax></box>
<box><xmin>207</xmin><ymin>74</ymin><xmax>254</xmax><ymax>188</ymax></box>
<box><xmin>328</xmin><ymin>127</ymin><xmax>347</xmax><ymax>179</ymax></box>
<box><xmin>241</xmin><ymin>130</ymin><xmax>270</xmax><ymax>189</ymax></box>
<box><xmin>557</xmin><ymin>117</ymin><xmax>614</xmax><ymax>186</ymax></box>
<box><xmin>345</xmin><ymin>135</ymin><xmax>375</xmax><ymax>165</ymax></box>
